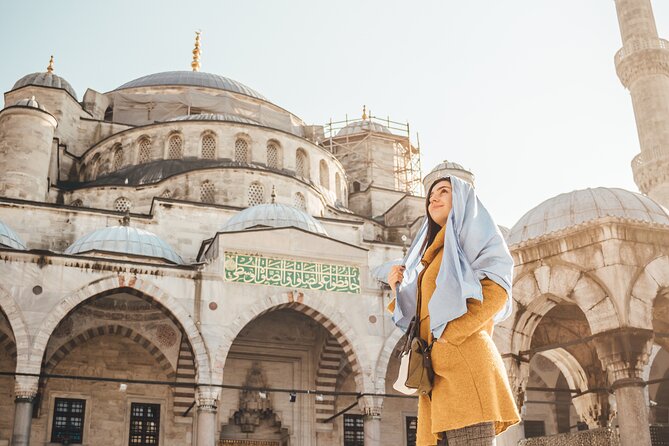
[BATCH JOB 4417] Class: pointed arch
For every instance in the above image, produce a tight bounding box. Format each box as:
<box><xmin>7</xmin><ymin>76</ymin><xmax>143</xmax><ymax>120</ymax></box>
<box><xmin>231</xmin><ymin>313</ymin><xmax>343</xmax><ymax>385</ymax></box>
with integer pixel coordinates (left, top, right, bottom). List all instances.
<box><xmin>0</xmin><ymin>286</ymin><xmax>31</xmax><ymax>372</ymax></box>
<box><xmin>374</xmin><ymin>327</ymin><xmax>405</xmax><ymax>393</ymax></box>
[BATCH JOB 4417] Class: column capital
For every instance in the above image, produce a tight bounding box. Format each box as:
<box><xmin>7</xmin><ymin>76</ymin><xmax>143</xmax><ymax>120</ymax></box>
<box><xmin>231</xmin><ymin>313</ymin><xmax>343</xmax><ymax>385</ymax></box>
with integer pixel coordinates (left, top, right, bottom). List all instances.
<box><xmin>196</xmin><ymin>385</ymin><xmax>219</xmax><ymax>413</ymax></box>
<box><xmin>357</xmin><ymin>395</ymin><xmax>383</xmax><ymax>420</ymax></box>
<box><xmin>592</xmin><ymin>328</ymin><xmax>654</xmax><ymax>383</ymax></box>
<box><xmin>14</xmin><ymin>375</ymin><xmax>39</xmax><ymax>401</ymax></box>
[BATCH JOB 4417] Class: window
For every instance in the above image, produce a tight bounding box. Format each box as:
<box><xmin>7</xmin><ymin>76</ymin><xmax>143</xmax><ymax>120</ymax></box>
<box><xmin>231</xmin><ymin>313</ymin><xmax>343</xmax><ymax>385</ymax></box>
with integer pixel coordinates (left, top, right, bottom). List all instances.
<box><xmin>343</xmin><ymin>414</ymin><xmax>364</xmax><ymax>446</ymax></box>
<box><xmin>114</xmin><ymin>197</ymin><xmax>132</xmax><ymax>213</ymax></box>
<box><xmin>248</xmin><ymin>183</ymin><xmax>265</xmax><ymax>206</ymax></box>
<box><xmin>335</xmin><ymin>173</ymin><xmax>343</xmax><ymax>203</ymax></box>
<box><xmin>129</xmin><ymin>403</ymin><xmax>160</xmax><ymax>446</ymax></box>
<box><xmin>201</xmin><ymin>134</ymin><xmax>216</xmax><ymax>159</ymax></box>
<box><xmin>293</xmin><ymin>192</ymin><xmax>306</xmax><ymax>211</ymax></box>
<box><xmin>406</xmin><ymin>416</ymin><xmax>417</xmax><ymax>446</ymax></box>
<box><xmin>266</xmin><ymin>141</ymin><xmax>279</xmax><ymax>169</ymax></box>
<box><xmin>138</xmin><ymin>138</ymin><xmax>152</xmax><ymax>164</ymax></box>
<box><xmin>51</xmin><ymin>398</ymin><xmax>85</xmax><ymax>444</ymax></box>
<box><xmin>319</xmin><ymin>160</ymin><xmax>329</xmax><ymax>189</ymax></box>
<box><xmin>200</xmin><ymin>180</ymin><xmax>215</xmax><ymax>204</ymax></box>
<box><xmin>160</xmin><ymin>189</ymin><xmax>172</xmax><ymax>199</ymax></box>
<box><xmin>235</xmin><ymin>138</ymin><xmax>250</xmax><ymax>163</ymax></box>
<box><xmin>352</xmin><ymin>181</ymin><xmax>361</xmax><ymax>193</ymax></box>
<box><xmin>296</xmin><ymin>149</ymin><xmax>308</xmax><ymax>178</ymax></box>
<box><xmin>524</xmin><ymin>420</ymin><xmax>546</xmax><ymax>439</ymax></box>
<box><xmin>88</xmin><ymin>154</ymin><xmax>101</xmax><ymax>181</ymax></box>
<box><xmin>167</xmin><ymin>135</ymin><xmax>183</xmax><ymax>159</ymax></box>
<box><xmin>112</xmin><ymin>145</ymin><xmax>124</xmax><ymax>171</ymax></box>
<box><xmin>71</xmin><ymin>199</ymin><xmax>83</xmax><ymax>207</ymax></box>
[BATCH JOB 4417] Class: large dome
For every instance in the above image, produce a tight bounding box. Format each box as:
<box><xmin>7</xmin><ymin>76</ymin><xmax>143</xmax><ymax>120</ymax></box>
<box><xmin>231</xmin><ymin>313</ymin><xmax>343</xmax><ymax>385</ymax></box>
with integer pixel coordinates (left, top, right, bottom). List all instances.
<box><xmin>336</xmin><ymin>119</ymin><xmax>392</xmax><ymax>137</ymax></box>
<box><xmin>507</xmin><ymin>188</ymin><xmax>669</xmax><ymax>245</ymax></box>
<box><xmin>65</xmin><ymin>226</ymin><xmax>183</xmax><ymax>264</ymax></box>
<box><xmin>12</xmin><ymin>72</ymin><xmax>78</xmax><ymax>99</ymax></box>
<box><xmin>167</xmin><ymin>113</ymin><xmax>260</xmax><ymax>125</ymax></box>
<box><xmin>0</xmin><ymin>220</ymin><xmax>26</xmax><ymax>250</ymax></box>
<box><xmin>221</xmin><ymin>203</ymin><xmax>328</xmax><ymax>236</ymax></box>
<box><xmin>115</xmin><ymin>71</ymin><xmax>267</xmax><ymax>101</ymax></box>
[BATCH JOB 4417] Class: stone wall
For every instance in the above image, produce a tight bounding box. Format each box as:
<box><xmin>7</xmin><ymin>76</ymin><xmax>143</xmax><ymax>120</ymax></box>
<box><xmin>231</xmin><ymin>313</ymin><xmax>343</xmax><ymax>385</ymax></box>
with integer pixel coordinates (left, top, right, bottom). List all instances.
<box><xmin>0</xmin><ymin>348</ymin><xmax>16</xmax><ymax>442</ymax></box>
<box><xmin>518</xmin><ymin>427</ymin><xmax>620</xmax><ymax>446</ymax></box>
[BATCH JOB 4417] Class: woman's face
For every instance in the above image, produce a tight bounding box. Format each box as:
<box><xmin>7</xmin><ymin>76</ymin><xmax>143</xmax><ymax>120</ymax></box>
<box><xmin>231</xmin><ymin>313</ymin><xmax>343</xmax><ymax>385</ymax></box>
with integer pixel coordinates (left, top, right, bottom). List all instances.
<box><xmin>428</xmin><ymin>180</ymin><xmax>452</xmax><ymax>227</ymax></box>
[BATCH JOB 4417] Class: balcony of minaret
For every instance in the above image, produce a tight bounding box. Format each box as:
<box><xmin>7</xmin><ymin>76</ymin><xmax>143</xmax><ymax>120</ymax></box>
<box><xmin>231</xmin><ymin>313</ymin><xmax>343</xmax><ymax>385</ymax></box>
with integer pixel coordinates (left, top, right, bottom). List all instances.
<box><xmin>614</xmin><ymin>37</ymin><xmax>669</xmax><ymax>88</ymax></box>
<box><xmin>631</xmin><ymin>151</ymin><xmax>669</xmax><ymax>195</ymax></box>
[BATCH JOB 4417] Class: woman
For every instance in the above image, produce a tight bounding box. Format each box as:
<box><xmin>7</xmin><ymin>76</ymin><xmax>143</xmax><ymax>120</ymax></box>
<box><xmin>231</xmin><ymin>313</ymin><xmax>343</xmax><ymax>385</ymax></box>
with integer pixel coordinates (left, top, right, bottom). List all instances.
<box><xmin>387</xmin><ymin>175</ymin><xmax>520</xmax><ymax>446</ymax></box>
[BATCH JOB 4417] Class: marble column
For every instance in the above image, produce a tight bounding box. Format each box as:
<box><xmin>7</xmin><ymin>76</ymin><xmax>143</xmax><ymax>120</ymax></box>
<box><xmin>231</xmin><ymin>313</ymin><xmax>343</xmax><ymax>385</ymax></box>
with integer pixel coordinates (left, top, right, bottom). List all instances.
<box><xmin>195</xmin><ymin>386</ymin><xmax>219</xmax><ymax>446</ymax></box>
<box><xmin>11</xmin><ymin>376</ymin><xmax>39</xmax><ymax>446</ymax></box>
<box><xmin>593</xmin><ymin>328</ymin><xmax>653</xmax><ymax>446</ymax></box>
<box><xmin>358</xmin><ymin>395</ymin><xmax>383</xmax><ymax>446</ymax></box>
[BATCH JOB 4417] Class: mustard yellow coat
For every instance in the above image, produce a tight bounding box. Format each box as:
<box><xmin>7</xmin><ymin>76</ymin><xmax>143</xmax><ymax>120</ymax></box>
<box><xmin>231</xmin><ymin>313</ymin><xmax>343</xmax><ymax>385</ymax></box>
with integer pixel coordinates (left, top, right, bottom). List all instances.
<box><xmin>391</xmin><ymin>225</ymin><xmax>520</xmax><ymax>445</ymax></box>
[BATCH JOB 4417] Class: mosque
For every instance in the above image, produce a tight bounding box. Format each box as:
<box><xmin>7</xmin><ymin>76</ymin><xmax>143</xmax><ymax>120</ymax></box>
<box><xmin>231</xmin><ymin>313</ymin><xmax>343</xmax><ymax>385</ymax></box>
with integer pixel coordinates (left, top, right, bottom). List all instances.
<box><xmin>0</xmin><ymin>1</ymin><xmax>668</xmax><ymax>445</ymax></box>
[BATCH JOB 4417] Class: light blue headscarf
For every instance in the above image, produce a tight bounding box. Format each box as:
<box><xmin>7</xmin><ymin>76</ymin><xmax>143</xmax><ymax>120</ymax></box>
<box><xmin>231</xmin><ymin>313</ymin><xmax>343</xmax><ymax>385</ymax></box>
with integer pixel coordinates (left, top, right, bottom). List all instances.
<box><xmin>392</xmin><ymin>175</ymin><xmax>514</xmax><ymax>340</ymax></box>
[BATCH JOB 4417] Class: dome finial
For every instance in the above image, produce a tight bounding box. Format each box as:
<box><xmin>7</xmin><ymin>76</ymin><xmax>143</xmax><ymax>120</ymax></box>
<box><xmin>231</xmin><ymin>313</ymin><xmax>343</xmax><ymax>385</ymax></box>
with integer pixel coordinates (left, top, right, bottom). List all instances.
<box><xmin>362</xmin><ymin>105</ymin><xmax>368</xmax><ymax>120</ymax></box>
<box><xmin>191</xmin><ymin>31</ymin><xmax>202</xmax><ymax>72</ymax></box>
<box><xmin>46</xmin><ymin>55</ymin><xmax>54</xmax><ymax>74</ymax></box>
<box><xmin>271</xmin><ymin>185</ymin><xmax>277</xmax><ymax>204</ymax></box>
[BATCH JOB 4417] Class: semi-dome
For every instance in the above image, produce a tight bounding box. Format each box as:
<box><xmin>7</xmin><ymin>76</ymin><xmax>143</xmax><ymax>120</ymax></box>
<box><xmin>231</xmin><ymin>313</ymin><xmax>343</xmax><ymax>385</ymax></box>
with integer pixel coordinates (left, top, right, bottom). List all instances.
<box><xmin>507</xmin><ymin>187</ymin><xmax>669</xmax><ymax>245</ymax></box>
<box><xmin>221</xmin><ymin>203</ymin><xmax>328</xmax><ymax>236</ymax></box>
<box><xmin>168</xmin><ymin>113</ymin><xmax>260</xmax><ymax>125</ymax></box>
<box><xmin>115</xmin><ymin>71</ymin><xmax>267</xmax><ymax>101</ymax></box>
<box><xmin>0</xmin><ymin>220</ymin><xmax>26</xmax><ymax>250</ymax></box>
<box><xmin>14</xmin><ymin>96</ymin><xmax>47</xmax><ymax>112</ymax></box>
<box><xmin>12</xmin><ymin>72</ymin><xmax>78</xmax><ymax>100</ymax></box>
<box><xmin>65</xmin><ymin>226</ymin><xmax>183</xmax><ymax>264</ymax></box>
<box><xmin>336</xmin><ymin>119</ymin><xmax>392</xmax><ymax>137</ymax></box>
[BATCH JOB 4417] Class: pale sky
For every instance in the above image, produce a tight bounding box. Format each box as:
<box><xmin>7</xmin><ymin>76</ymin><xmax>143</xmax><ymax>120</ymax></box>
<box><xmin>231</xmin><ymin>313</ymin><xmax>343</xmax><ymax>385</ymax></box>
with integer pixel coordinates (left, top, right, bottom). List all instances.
<box><xmin>1</xmin><ymin>1</ymin><xmax>668</xmax><ymax>227</ymax></box>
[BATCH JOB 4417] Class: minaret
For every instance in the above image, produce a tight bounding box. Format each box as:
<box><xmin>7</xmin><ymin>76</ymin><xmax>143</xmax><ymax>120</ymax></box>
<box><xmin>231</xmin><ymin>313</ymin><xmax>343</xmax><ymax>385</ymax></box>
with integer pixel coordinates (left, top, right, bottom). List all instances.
<box><xmin>614</xmin><ymin>0</ymin><xmax>669</xmax><ymax>206</ymax></box>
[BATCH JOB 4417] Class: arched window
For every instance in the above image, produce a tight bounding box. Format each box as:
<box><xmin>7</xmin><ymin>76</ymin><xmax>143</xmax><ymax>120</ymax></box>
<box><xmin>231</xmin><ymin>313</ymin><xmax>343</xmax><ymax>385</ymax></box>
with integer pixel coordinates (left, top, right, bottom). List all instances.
<box><xmin>248</xmin><ymin>183</ymin><xmax>265</xmax><ymax>206</ymax></box>
<box><xmin>114</xmin><ymin>197</ymin><xmax>132</xmax><ymax>213</ymax></box>
<box><xmin>71</xmin><ymin>199</ymin><xmax>83</xmax><ymax>207</ymax></box>
<box><xmin>111</xmin><ymin>145</ymin><xmax>124</xmax><ymax>171</ymax></box>
<box><xmin>352</xmin><ymin>181</ymin><xmax>361</xmax><ymax>192</ymax></box>
<box><xmin>201</xmin><ymin>134</ymin><xmax>216</xmax><ymax>159</ymax></box>
<box><xmin>88</xmin><ymin>154</ymin><xmax>101</xmax><ymax>181</ymax></box>
<box><xmin>296</xmin><ymin>149</ymin><xmax>308</xmax><ymax>178</ymax></box>
<box><xmin>168</xmin><ymin>134</ymin><xmax>183</xmax><ymax>159</ymax></box>
<box><xmin>235</xmin><ymin>138</ymin><xmax>250</xmax><ymax>163</ymax></box>
<box><xmin>266</xmin><ymin>141</ymin><xmax>280</xmax><ymax>169</ymax></box>
<box><xmin>319</xmin><ymin>160</ymin><xmax>330</xmax><ymax>189</ymax></box>
<box><xmin>138</xmin><ymin>137</ymin><xmax>152</xmax><ymax>164</ymax></box>
<box><xmin>104</xmin><ymin>105</ymin><xmax>113</xmax><ymax>122</ymax></box>
<box><xmin>293</xmin><ymin>192</ymin><xmax>306</xmax><ymax>211</ymax></box>
<box><xmin>335</xmin><ymin>173</ymin><xmax>343</xmax><ymax>203</ymax></box>
<box><xmin>200</xmin><ymin>180</ymin><xmax>215</xmax><ymax>204</ymax></box>
<box><xmin>160</xmin><ymin>189</ymin><xmax>172</xmax><ymax>199</ymax></box>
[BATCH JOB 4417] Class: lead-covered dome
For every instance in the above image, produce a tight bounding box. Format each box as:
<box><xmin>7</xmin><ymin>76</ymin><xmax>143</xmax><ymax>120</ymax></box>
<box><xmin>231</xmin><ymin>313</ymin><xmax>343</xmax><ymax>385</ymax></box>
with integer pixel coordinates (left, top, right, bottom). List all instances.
<box><xmin>168</xmin><ymin>113</ymin><xmax>260</xmax><ymax>125</ymax></box>
<box><xmin>12</xmin><ymin>72</ymin><xmax>78</xmax><ymax>99</ymax></box>
<box><xmin>423</xmin><ymin>160</ymin><xmax>475</xmax><ymax>190</ymax></box>
<box><xmin>336</xmin><ymin>119</ymin><xmax>392</xmax><ymax>137</ymax></box>
<box><xmin>65</xmin><ymin>226</ymin><xmax>183</xmax><ymax>264</ymax></box>
<box><xmin>221</xmin><ymin>203</ymin><xmax>328</xmax><ymax>235</ymax></box>
<box><xmin>0</xmin><ymin>220</ymin><xmax>26</xmax><ymax>250</ymax></box>
<box><xmin>507</xmin><ymin>188</ymin><xmax>669</xmax><ymax>245</ymax></box>
<box><xmin>14</xmin><ymin>96</ymin><xmax>47</xmax><ymax>111</ymax></box>
<box><xmin>115</xmin><ymin>71</ymin><xmax>267</xmax><ymax>101</ymax></box>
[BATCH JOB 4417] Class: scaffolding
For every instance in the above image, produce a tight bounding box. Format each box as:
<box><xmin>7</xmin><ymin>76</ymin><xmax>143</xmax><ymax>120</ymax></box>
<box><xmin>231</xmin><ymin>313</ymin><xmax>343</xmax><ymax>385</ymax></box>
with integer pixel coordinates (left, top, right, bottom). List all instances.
<box><xmin>321</xmin><ymin>112</ymin><xmax>423</xmax><ymax>196</ymax></box>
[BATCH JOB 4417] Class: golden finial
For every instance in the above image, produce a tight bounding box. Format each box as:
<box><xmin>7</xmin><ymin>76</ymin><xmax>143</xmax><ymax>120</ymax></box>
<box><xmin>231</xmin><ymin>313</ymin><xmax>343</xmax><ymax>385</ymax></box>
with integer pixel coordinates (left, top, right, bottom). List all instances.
<box><xmin>46</xmin><ymin>55</ymin><xmax>54</xmax><ymax>74</ymax></box>
<box><xmin>191</xmin><ymin>31</ymin><xmax>202</xmax><ymax>72</ymax></box>
<box><xmin>362</xmin><ymin>105</ymin><xmax>368</xmax><ymax>120</ymax></box>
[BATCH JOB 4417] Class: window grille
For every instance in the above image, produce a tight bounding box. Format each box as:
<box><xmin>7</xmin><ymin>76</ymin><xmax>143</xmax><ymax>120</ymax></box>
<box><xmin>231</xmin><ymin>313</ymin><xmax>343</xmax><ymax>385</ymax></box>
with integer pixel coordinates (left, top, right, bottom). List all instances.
<box><xmin>293</xmin><ymin>193</ymin><xmax>306</xmax><ymax>211</ymax></box>
<box><xmin>267</xmin><ymin>142</ymin><xmax>279</xmax><ymax>168</ymax></box>
<box><xmin>201</xmin><ymin>134</ymin><xmax>216</xmax><ymax>159</ymax></box>
<box><xmin>406</xmin><ymin>416</ymin><xmax>417</xmax><ymax>446</ymax></box>
<box><xmin>248</xmin><ymin>183</ymin><xmax>265</xmax><ymax>206</ymax></box>
<box><xmin>160</xmin><ymin>189</ymin><xmax>172</xmax><ymax>199</ymax></box>
<box><xmin>71</xmin><ymin>199</ymin><xmax>83</xmax><ymax>207</ymax></box>
<box><xmin>524</xmin><ymin>420</ymin><xmax>546</xmax><ymax>439</ymax></box>
<box><xmin>112</xmin><ymin>146</ymin><xmax>124</xmax><ymax>171</ymax></box>
<box><xmin>296</xmin><ymin>150</ymin><xmax>308</xmax><ymax>178</ymax></box>
<box><xmin>235</xmin><ymin>138</ymin><xmax>249</xmax><ymax>163</ymax></box>
<box><xmin>114</xmin><ymin>197</ymin><xmax>132</xmax><ymax>213</ymax></box>
<box><xmin>128</xmin><ymin>403</ymin><xmax>160</xmax><ymax>446</ymax></box>
<box><xmin>168</xmin><ymin>135</ymin><xmax>183</xmax><ymax>159</ymax></box>
<box><xmin>343</xmin><ymin>414</ymin><xmax>364</xmax><ymax>446</ymax></box>
<box><xmin>319</xmin><ymin>160</ymin><xmax>329</xmax><ymax>189</ymax></box>
<box><xmin>51</xmin><ymin>398</ymin><xmax>85</xmax><ymax>444</ymax></box>
<box><xmin>138</xmin><ymin>138</ymin><xmax>152</xmax><ymax>164</ymax></box>
<box><xmin>200</xmin><ymin>181</ymin><xmax>215</xmax><ymax>204</ymax></box>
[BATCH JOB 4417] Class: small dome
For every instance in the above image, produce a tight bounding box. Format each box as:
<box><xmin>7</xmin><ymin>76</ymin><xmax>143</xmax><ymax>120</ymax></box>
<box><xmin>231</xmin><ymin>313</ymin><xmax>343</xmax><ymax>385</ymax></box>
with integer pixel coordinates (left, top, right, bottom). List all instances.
<box><xmin>168</xmin><ymin>113</ymin><xmax>260</xmax><ymax>125</ymax></box>
<box><xmin>115</xmin><ymin>71</ymin><xmax>267</xmax><ymax>101</ymax></box>
<box><xmin>0</xmin><ymin>220</ymin><xmax>26</xmax><ymax>250</ymax></box>
<box><xmin>12</xmin><ymin>72</ymin><xmax>77</xmax><ymax>99</ymax></box>
<box><xmin>507</xmin><ymin>188</ymin><xmax>669</xmax><ymax>245</ymax></box>
<box><xmin>14</xmin><ymin>96</ymin><xmax>47</xmax><ymax>112</ymax></box>
<box><xmin>336</xmin><ymin>119</ymin><xmax>392</xmax><ymax>137</ymax></box>
<box><xmin>65</xmin><ymin>226</ymin><xmax>183</xmax><ymax>264</ymax></box>
<box><xmin>423</xmin><ymin>160</ymin><xmax>475</xmax><ymax>190</ymax></box>
<box><xmin>221</xmin><ymin>203</ymin><xmax>328</xmax><ymax>236</ymax></box>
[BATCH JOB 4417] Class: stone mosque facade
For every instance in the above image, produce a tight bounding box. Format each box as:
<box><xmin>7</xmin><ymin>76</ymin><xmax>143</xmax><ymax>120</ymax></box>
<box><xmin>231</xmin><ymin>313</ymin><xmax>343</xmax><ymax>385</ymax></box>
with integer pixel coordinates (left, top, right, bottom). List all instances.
<box><xmin>0</xmin><ymin>1</ymin><xmax>668</xmax><ymax>445</ymax></box>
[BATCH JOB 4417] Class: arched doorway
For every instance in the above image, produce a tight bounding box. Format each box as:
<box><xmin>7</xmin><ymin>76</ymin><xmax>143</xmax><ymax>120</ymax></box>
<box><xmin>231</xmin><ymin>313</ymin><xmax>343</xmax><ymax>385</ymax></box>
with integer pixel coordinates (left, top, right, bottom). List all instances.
<box><xmin>0</xmin><ymin>307</ymin><xmax>17</xmax><ymax>441</ymax></box>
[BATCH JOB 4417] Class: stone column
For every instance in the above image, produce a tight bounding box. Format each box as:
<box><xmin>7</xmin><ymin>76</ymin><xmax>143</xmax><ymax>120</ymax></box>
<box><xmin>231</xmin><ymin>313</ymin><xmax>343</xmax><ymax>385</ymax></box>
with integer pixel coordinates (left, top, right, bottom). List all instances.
<box><xmin>593</xmin><ymin>328</ymin><xmax>653</xmax><ymax>446</ymax></box>
<box><xmin>11</xmin><ymin>376</ymin><xmax>39</xmax><ymax>446</ymax></box>
<box><xmin>358</xmin><ymin>396</ymin><xmax>383</xmax><ymax>446</ymax></box>
<box><xmin>195</xmin><ymin>386</ymin><xmax>219</xmax><ymax>446</ymax></box>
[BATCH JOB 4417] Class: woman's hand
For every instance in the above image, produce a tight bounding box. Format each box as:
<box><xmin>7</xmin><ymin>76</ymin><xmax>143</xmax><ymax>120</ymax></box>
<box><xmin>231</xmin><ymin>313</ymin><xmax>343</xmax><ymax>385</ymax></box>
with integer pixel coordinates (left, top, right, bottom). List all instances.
<box><xmin>387</xmin><ymin>265</ymin><xmax>406</xmax><ymax>295</ymax></box>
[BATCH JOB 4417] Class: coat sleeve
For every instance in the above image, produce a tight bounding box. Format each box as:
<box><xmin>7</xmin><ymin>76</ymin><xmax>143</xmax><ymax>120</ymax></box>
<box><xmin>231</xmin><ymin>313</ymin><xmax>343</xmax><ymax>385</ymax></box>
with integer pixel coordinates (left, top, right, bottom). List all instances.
<box><xmin>441</xmin><ymin>278</ymin><xmax>508</xmax><ymax>346</ymax></box>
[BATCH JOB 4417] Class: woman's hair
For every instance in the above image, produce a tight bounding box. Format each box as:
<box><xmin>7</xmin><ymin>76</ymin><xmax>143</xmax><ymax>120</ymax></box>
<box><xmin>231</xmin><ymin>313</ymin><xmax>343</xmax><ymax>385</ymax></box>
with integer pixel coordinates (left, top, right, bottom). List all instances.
<box><xmin>420</xmin><ymin>177</ymin><xmax>451</xmax><ymax>254</ymax></box>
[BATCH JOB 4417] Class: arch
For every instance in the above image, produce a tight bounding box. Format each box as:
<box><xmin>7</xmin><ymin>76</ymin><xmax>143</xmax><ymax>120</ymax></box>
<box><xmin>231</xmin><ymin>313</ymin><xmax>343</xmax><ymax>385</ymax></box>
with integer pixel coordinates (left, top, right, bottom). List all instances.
<box><xmin>538</xmin><ymin>348</ymin><xmax>589</xmax><ymax>392</ymax></box>
<box><xmin>295</xmin><ymin>148</ymin><xmax>309</xmax><ymax>179</ymax></box>
<box><xmin>44</xmin><ymin>324</ymin><xmax>176</xmax><ymax>378</ymax></box>
<box><xmin>248</xmin><ymin>182</ymin><xmax>265</xmax><ymax>206</ymax></box>
<box><xmin>335</xmin><ymin>173</ymin><xmax>343</xmax><ymax>203</ymax></box>
<box><xmin>200</xmin><ymin>180</ymin><xmax>215</xmax><ymax>204</ymax></box>
<box><xmin>29</xmin><ymin>276</ymin><xmax>211</xmax><ymax>382</ymax></box>
<box><xmin>167</xmin><ymin>133</ymin><xmax>183</xmax><ymax>159</ymax></box>
<box><xmin>0</xmin><ymin>286</ymin><xmax>33</xmax><ymax>373</ymax></box>
<box><xmin>374</xmin><ymin>327</ymin><xmax>406</xmax><ymax>393</ymax></box>
<box><xmin>87</xmin><ymin>153</ymin><xmax>101</xmax><ymax>181</ymax></box>
<box><xmin>266</xmin><ymin>140</ymin><xmax>281</xmax><ymax>169</ymax></box>
<box><xmin>201</xmin><ymin>132</ymin><xmax>217</xmax><ymax>159</ymax></box>
<box><xmin>352</xmin><ymin>181</ymin><xmax>361</xmax><ymax>193</ymax></box>
<box><xmin>319</xmin><ymin>160</ymin><xmax>330</xmax><ymax>189</ymax></box>
<box><xmin>114</xmin><ymin>196</ymin><xmax>132</xmax><ymax>213</ymax></box>
<box><xmin>213</xmin><ymin>292</ymin><xmax>373</xmax><ymax>394</ymax></box>
<box><xmin>293</xmin><ymin>192</ymin><xmax>306</xmax><ymax>211</ymax></box>
<box><xmin>235</xmin><ymin>136</ymin><xmax>251</xmax><ymax>163</ymax></box>
<box><xmin>137</xmin><ymin>136</ymin><xmax>152</xmax><ymax>164</ymax></box>
<box><xmin>631</xmin><ymin>255</ymin><xmax>669</xmax><ymax>327</ymax></box>
<box><xmin>111</xmin><ymin>144</ymin><xmax>124</xmax><ymax>171</ymax></box>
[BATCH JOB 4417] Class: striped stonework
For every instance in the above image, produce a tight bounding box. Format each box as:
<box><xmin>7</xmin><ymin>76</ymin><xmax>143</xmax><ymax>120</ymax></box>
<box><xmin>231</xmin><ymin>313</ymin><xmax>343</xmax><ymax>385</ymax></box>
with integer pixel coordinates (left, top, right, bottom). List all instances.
<box><xmin>0</xmin><ymin>330</ymin><xmax>16</xmax><ymax>360</ymax></box>
<box><xmin>173</xmin><ymin>337</ymin><xmax>197</xmax><ymax>417</ymax></box>
<box><xmin>315</xmin><ymin>335</ymin><xmax>344</xmax><ymax>428</ymax></box>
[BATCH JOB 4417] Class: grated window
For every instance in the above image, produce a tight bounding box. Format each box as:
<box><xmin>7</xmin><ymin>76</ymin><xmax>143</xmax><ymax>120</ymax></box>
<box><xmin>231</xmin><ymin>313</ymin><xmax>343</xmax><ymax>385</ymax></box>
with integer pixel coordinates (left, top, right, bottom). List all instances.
<box><xmin>267</xmin><ymin>142</ymin><xmax>279</xmax><ymax>169</ymax></box>
<box><xmin>160</xmin><ymin>189</ymin><xmax>172</xmax><ymax>199</ymax></box>
<box><xmin>51</xmin><ymin>398</ymin><xmax>86</xmax><ymax>444</ymax></box>
<box><xmin>71</xmin><ymin>199</ymin><xmax>83</xmax><ymax>207</ymax></box>
<box><xmin>293</xmin><ymin>193</ymin><xmax>306</xmax><ymax>211</ymax></box>
<box><xmin>112</xmin><ymin>146</ymin><xmax>124</xmax><ymax>171</ymax></box>
<box><xmin>138</xmin><ymin>138</ymin><xmax>152</xmax><ymax>164</ymax></box>
<box><xmin>235</xmin><ymin>138</ymin><xmax>249</xmax><ymax>163</ymax></box>
<box><xmin>128</xmin><ymin>403</ymin><xmax>160</xmax><ymax>446</ymax></box>
<box><xmin>114</xmin><ymin>197</ymin><xmax>132</xmax><ymax>213</ymax></box>
<box><xmin>296</xmin><ymin>149</ymin><xmax>308</xmax><ymax>178</ymax></box>
<box><xmin>168</xmin><ymin>135</ymin><xmax>183</xmax><ymax>159</ymax></box>
<box><xmin>248</xmin><ymin>183</ymin><xmax>265</xmax><ymax>206</ymax></box>
<box><xmin>201</xmin><ymin>134</ymin><xmax>216</xmax><ymax>159</ymax></box>
<box><xmin>200</xmin><ymin>180</ymin><xmax>215</xmax><ymax>204</ymax></box>
<box><xmin>319</xmin><ymin>160</ymin><xmax>329</xmax><ymax>189</ymax></box>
